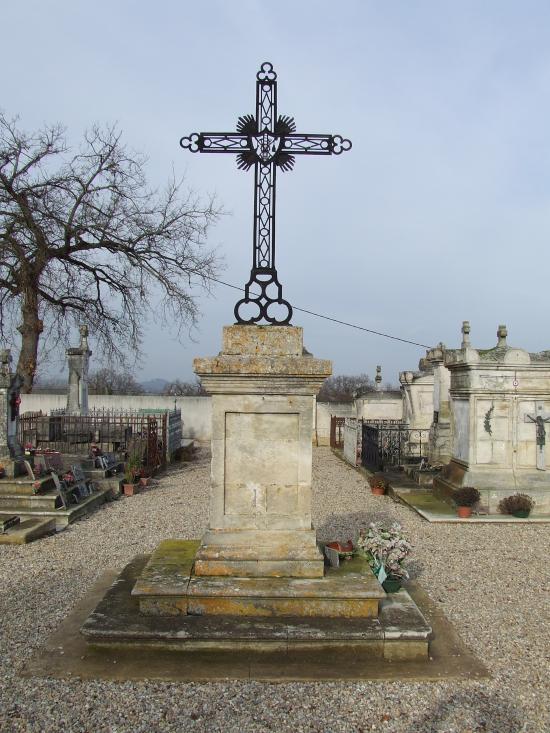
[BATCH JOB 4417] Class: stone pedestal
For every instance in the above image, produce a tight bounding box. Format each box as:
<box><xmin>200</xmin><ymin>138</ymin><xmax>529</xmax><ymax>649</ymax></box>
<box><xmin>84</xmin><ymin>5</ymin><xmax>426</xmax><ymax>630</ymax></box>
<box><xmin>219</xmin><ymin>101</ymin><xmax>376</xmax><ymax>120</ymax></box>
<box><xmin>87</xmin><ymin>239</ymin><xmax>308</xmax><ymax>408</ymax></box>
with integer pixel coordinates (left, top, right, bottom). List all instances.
<box><xmin>131</xmin><ymin>326</ymin><xmax>386</xmax><ymax>619</ymax></box>
<box><xmin>192</xmin><ymin>325</ymin><xmax>331</xmax><ymax>580</ymax></box>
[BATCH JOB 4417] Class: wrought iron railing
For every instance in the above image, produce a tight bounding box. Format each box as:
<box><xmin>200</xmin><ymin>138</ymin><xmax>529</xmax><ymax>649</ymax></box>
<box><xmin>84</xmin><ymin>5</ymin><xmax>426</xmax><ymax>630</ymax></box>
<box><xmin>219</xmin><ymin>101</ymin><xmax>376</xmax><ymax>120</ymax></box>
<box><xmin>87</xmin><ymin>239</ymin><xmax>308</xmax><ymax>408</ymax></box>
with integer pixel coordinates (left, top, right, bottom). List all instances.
<box><xmin>18</xmin><ymin>409</ymin><xmax>182</xmax><ymax>469</ymax></box>
<box><xmin>361</xmin><ymin>421</ymin><xmax>430</xmax><ymax>471</ymax></box>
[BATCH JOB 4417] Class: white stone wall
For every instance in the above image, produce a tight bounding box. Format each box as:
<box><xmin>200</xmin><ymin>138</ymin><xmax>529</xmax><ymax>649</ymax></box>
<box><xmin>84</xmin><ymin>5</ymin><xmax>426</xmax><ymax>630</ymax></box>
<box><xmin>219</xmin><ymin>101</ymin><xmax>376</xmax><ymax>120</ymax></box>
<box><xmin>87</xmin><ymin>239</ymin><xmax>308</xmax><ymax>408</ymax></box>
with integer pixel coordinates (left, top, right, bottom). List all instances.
<box><xmin>21</xmin><ymin>393</ymin><xmax>355</xmax><ymax>446</ymax></box>
<box><xmin>356</xmin><ymin>393</ymin><xmax>403</xmax><ymax>421</ymax></box>
<box><xmin>314</xmin><ymin>401</ymin><xmax>355</xmax><ymax>446</ymax></box>
<box><xmin>21</xmin><ymin>393</ymin><xmax>212</xmax><ymax>441</ymax></box>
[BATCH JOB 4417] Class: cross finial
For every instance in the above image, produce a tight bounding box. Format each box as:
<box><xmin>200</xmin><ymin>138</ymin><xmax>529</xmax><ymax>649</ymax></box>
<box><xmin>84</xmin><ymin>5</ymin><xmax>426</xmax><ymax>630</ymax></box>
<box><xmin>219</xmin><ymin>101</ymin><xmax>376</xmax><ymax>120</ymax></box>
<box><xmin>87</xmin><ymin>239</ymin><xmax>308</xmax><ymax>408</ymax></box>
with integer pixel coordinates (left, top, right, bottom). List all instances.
<box><xmin>461</xmin><ymin>321</ymin><xmax>471</xmax><ymax>348</ymax></box>
<box><xmin>497</xmin><ymin>324</ymin><xmax>507</xmax><ymax>348</ymax></box>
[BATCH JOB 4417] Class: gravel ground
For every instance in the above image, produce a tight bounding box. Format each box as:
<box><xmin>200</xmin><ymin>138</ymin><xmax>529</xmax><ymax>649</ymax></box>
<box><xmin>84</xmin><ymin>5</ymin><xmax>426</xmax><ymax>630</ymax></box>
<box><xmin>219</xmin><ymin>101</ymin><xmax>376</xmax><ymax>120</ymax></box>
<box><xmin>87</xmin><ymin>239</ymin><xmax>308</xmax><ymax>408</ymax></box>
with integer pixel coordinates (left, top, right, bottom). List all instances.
<box><xmin>0</xmin><ymin>446</ymin><xmax>548</xmax><ymax>733</ymax></box>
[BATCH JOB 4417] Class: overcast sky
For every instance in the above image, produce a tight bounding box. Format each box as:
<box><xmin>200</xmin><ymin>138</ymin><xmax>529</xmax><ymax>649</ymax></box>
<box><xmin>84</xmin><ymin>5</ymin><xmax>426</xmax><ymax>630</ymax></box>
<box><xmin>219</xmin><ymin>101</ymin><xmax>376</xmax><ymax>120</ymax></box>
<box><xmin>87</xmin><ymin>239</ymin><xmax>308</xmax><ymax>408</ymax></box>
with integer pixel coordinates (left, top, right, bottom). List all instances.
<box><xmin>3</xmin><ymin>1</ymin><xmax>550</xmax><ymax>385</ymax></box>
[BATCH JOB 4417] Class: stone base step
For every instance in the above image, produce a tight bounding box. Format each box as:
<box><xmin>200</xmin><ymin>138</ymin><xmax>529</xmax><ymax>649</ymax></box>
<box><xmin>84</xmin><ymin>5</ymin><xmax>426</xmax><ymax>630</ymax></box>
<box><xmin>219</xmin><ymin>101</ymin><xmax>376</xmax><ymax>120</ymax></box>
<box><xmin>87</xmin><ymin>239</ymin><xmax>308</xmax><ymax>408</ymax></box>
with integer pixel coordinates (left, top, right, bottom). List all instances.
<box><xmin>0</xmin><ymin>490</ymin><xmax>59</xmax><ymax>511</ymax></box>
<box><xmin>0</xmin><ymin>487</ymin><xmax>110</xmax><ymax>529</ymax></box>
<box><xmin>82</xmin><ymin>555</ymin><xmax>431</xmax><ymax>661</ymax></box>
<box><xmin>0</xmin><ymin>517</ymin><xmax>57</xmax><ymax>544</ymax></box>
<box><xmin>132</xmin><ymin>539</ymin><xmax>385</xmax><ymax>618</ymax></box>
<box><xmin>0</xmin><ymin>476</ymin><xmax>54</xmax><ymax>496</ymax></box>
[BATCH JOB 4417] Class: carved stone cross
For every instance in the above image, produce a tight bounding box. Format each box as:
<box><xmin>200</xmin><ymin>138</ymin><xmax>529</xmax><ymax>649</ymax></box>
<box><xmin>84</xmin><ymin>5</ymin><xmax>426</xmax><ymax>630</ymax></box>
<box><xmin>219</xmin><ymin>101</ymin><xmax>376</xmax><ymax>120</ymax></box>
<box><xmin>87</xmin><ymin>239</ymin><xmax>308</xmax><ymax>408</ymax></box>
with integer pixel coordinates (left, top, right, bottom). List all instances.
<box><xmin>524</xmin><ymin>401</ymin><xmax>550</xmax><ymax>470</ymax></box>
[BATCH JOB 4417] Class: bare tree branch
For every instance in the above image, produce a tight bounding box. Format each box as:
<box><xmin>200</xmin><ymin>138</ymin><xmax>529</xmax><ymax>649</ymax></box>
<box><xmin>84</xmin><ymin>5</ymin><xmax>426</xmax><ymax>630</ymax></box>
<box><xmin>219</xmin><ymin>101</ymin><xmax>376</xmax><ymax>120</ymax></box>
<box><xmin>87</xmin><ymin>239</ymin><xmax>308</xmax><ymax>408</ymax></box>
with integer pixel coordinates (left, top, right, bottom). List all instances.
<box><xmin>0</xmin><ymin>112</ymin><xmax>222</xmax><ymax>391</ymax></box>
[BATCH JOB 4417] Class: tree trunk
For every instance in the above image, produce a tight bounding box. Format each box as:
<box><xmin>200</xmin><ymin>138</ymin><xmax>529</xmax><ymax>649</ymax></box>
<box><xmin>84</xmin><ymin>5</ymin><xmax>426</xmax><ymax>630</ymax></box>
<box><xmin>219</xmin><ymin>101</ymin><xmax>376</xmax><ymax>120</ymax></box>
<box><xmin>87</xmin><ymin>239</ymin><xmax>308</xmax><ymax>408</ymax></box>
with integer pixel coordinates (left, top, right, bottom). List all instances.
<box><xmin>16</xmin><ymin>287</ymin><xmax>43</xmax><ymax>393</ymax></box>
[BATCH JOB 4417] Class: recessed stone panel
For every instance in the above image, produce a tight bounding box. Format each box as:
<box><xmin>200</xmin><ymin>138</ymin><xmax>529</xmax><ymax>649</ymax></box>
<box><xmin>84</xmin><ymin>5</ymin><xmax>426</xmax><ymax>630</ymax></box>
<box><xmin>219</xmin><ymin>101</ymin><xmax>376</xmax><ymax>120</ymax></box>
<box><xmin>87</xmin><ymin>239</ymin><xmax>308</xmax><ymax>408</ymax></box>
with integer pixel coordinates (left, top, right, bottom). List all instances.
<box><xmin>224</xmin><ymin>412</ymin><xmax>299</xmax><ymax>518</ymax></box>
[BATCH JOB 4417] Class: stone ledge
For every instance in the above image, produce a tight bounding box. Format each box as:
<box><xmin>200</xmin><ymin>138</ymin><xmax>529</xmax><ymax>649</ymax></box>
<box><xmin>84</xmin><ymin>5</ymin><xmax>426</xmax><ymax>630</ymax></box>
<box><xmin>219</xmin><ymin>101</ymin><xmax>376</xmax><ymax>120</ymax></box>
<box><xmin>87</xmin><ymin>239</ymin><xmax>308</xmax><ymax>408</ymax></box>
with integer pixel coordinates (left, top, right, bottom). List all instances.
<box><xmin>81</xmin><ymin>555</ymin><xmax>431</xmax><ymax>660</ymax></box>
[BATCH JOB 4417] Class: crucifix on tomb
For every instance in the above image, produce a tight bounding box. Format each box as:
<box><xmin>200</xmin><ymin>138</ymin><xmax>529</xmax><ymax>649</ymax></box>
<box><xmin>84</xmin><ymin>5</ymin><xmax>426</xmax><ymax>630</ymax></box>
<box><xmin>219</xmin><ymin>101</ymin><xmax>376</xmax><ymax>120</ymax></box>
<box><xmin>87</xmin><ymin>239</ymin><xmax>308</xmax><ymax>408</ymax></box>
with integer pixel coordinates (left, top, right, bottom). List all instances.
<box><xmin>180</xmin><ymin>61</ymin><xmax>351</xmax><ymax>325</ymax></box>
<box><xmin>524</xmin><ymin>401</ymin><xmax>550</xmax><ymax>470</ymax></box>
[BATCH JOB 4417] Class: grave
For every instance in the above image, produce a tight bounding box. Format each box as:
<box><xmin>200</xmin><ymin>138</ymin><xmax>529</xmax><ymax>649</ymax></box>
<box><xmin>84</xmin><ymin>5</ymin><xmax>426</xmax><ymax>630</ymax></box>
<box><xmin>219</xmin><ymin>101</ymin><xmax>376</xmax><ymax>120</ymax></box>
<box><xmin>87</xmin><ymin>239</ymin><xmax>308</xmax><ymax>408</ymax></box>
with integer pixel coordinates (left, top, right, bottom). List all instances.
<box><xmin>434</xmin><ymin>323</ymin><xmax>550</xmax><ymax>514</ymax></box>
<box><xmin>81</xmin><ymin>62</ymin><xmax>431</xmax><ymax>663</ymax></box>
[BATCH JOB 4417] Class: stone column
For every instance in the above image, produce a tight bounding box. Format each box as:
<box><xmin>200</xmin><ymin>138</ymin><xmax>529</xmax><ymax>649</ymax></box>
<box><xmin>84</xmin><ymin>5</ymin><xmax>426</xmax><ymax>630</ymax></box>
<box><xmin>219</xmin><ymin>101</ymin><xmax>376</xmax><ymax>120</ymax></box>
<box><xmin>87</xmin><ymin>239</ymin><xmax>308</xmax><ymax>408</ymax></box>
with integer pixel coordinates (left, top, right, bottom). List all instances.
<box><xmin>66</xmin><ymin>325</ymin><xmax>91</xmax><ymax>415</ymax></box>
<box><xmin>193</xmin><ymin>325</ymin><xmax>332</xmax><ymax>579</ymax></box>
<box><xmin>426</xmin><ymin>343</ymin><xmax>453</xmax><ymax>464</ymax></box>
<box><xmin>0</xmin><ymin>349</ymin><xmax>24</xmax><ymax>476</ymax></box>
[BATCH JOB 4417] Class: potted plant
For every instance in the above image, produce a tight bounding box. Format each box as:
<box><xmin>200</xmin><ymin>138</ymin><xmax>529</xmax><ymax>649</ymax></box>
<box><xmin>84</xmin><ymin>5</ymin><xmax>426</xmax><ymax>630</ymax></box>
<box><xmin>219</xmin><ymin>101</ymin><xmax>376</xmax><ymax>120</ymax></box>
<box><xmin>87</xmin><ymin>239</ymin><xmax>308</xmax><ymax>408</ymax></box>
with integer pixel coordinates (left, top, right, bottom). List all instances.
<box><xmin>356</xmin><ymin>522</ymin><xmax>412</xmax><ymax>593</ymax></box>
<box><xmin>138</xmin><ymin>467</ymin><xmax>151</xmax><ymax>487</ymax></box>
<box><xmin>368</xmin><ymin>474</ymin><xmax>387</xmax><ymax>496</ymax></box>
<box><xmin>453</xmin><ymin>486</ymin><xmax>480</xmax><ymax>518</ymax></box>
<box><xmin>123</xmin><ymin>456</ymin><xmax>141</xmax><ymax>497</ymax></box>
<box><xmin>498</xmin><ymin>493</ymin><xmax>535</xmax><ymax>518</ymax></box>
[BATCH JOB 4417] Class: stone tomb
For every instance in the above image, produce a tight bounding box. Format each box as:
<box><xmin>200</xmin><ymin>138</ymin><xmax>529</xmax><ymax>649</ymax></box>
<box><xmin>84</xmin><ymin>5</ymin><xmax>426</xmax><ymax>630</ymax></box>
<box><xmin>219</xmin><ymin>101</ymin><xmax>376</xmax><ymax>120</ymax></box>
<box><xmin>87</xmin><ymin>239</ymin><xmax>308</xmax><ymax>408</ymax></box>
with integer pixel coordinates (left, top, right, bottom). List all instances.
<box><xmin>434</xmin><ymin>324</ymin><xmax>550</xmax><ymax>514</ymax></box>
<box><xmin>82</xmin><ymin>325</ymin><xmax>430</xmax><ymax>659</ymax></box>
<box><xmin>66</xmin><ymin>325</ymin><xmax>91</xmax><ymax>416</ymax></box>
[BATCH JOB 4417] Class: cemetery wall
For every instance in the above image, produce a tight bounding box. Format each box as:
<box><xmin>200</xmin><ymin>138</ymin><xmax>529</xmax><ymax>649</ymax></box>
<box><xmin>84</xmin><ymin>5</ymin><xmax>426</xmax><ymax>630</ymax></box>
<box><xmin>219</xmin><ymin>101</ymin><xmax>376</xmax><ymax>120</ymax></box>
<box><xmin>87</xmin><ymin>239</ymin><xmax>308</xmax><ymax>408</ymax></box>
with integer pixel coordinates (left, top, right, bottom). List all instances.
<box><xmin>21</xmin><ymin>394</ymin><xmax>350</xmax><ymax>445</ymax></box>
<box><xmin>315</xmin><ymin>401</ymin><xmax>355</xmax><ymax>446</ymax></box>
<box><xmin>20</xmin><ymin>394</ymin><xmax>212</xmax><ymax>441</ymax></box>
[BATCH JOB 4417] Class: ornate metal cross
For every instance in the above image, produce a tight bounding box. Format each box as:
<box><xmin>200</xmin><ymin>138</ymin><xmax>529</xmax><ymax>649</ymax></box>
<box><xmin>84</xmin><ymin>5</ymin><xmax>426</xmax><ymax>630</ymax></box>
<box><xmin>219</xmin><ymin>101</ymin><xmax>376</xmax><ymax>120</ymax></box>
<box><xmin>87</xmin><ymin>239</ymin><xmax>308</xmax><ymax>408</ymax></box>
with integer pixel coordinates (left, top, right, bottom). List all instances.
<box><xmin>180</xmin><ymin>62</ymin><xmax>351</xmax><ymax>325</ymax></box>
<box><xmin>524</xmin><ymin>401</ymin><xmax>550</xmax><ymax>470</ymax></box>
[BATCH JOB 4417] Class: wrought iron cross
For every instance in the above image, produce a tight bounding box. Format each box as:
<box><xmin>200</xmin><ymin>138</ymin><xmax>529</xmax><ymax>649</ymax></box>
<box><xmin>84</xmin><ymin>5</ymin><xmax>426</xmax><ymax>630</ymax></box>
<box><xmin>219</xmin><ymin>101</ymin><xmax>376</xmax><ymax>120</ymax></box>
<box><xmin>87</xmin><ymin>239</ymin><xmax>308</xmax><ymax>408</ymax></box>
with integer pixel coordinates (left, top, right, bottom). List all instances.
<box><xmin>524</xmin><ymin>401</ymin><xmax>550</xmax><ymax>470</ymax></box>
<box><xmin>180</xmin><ymin>62</ymin><xmax>351</xmax><ymax>325</ymax></box>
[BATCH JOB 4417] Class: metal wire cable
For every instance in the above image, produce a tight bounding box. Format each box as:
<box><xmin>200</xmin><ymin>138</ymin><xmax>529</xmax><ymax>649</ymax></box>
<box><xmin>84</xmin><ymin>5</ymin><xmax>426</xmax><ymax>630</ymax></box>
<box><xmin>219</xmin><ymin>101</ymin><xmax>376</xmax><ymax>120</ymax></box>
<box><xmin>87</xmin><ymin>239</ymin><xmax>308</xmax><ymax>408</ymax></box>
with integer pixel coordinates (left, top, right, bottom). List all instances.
<box><xmin>198</xmin><ymin>274</ymin><xmax>432</xmax><ymax>349</ymax></box>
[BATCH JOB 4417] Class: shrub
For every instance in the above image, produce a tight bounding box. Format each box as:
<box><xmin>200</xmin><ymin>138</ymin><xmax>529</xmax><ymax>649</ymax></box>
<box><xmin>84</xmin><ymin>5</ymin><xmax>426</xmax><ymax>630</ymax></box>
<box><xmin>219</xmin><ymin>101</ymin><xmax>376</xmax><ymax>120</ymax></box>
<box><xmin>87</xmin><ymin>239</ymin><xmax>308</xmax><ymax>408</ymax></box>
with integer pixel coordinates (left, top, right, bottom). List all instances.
<box><xmin>498</xmin><ymin>493</ymin><xmax>535</xmax><ymax>515</ymax></box>
<box><xmin>453</xmin><ymin>486</ymin><xmax>480</xmax><ymax>507</ymax></box>
<box><xmin>356</xmin><ymin>522</ymin><xmax>412</xmax><ymax>579</ymax></box>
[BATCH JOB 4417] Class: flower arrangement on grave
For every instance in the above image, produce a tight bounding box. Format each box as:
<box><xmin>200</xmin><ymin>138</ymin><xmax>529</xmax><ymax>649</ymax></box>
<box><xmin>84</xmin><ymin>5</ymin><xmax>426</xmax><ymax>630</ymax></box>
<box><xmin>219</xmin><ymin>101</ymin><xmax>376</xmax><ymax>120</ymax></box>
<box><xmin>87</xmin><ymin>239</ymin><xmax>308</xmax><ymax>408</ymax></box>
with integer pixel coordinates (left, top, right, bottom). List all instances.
<box><xmin>453</xmin><ymin>486</ymin><xmax>480</xmax><ymax>518</ymax></box>
<box><xmin>368</xmin><ymin>474</ymin><xmax>387</xmax><ymax>495</ymax></box>
<box><xmin>0</xmin><ymin>463</ymin><xmax>5</xmax><ymax>479</ymax></box>
<box><xmin>63</xmin><ymin>470</ymin><xmax>75</xmax><ymax>485</ymax></box>
<box><xmin>356</xmin><ymin>522</ymin><xmax>412</xmax><ymax>592</ymax></box>
<box><xmin>498</xmin><ymin>493</ymin><xmax>535</xmax><ymax>518</ymax></box>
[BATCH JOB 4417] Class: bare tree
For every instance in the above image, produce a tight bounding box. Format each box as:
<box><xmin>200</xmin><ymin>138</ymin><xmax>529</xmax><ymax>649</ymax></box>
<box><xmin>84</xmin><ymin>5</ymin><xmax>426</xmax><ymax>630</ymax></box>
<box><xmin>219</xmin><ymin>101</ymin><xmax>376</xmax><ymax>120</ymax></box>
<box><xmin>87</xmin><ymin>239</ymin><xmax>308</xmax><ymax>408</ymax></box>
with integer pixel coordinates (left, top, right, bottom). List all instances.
<box><xmin>0</xmin><ymin>113</ymin><xmax>221</xmax><ymax>392</ymax></box>
<box><xmin>317</xmin><ymin>373</ymin><xmax>375</xmax><ymax>403</ymax></box>
<box><xmin>162</xmin><ymin>378</ymin><xmax>205</xmax><ymax>396</ymax></box>
<box><xmin>88</xmin><ymin>367</ymin><xmax>144</xmax><ymax>395</ymax></box>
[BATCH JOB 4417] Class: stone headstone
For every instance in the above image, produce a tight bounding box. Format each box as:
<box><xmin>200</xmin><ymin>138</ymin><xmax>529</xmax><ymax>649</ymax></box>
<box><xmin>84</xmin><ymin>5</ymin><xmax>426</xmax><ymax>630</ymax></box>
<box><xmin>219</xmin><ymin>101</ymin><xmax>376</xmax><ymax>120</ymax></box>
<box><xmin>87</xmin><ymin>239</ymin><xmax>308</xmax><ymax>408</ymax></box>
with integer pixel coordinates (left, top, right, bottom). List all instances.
<box><xmin>66</xmin><ymin>325</ymin><xmax>91</xmax><ymax>415</ymax></box>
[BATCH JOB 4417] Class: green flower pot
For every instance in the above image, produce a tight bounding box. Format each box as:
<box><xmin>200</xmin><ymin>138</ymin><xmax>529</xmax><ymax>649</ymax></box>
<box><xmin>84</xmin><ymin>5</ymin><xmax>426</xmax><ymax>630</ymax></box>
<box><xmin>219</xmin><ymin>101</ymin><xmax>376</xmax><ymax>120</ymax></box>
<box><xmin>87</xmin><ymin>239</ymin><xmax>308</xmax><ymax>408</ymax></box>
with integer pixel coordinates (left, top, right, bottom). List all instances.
<box><xmin>382</xmin><ymin>577</ymin><xmax>402</xmax><ymax>593</ymax></box>
<box><xmin>512</xmin><ymin>510</ymin><xmax>530</xmax><ymax>518</ymax></box>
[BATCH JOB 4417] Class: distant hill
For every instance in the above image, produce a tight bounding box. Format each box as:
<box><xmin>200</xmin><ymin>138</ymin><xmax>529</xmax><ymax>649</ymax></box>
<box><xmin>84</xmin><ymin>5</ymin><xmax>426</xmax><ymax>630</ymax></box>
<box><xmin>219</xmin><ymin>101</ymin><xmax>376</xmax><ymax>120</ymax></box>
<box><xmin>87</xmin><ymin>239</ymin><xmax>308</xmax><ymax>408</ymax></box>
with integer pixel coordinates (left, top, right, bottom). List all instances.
<box><xmin>140</xmin><ymin>378</ymin><xmax>169</xmax><ymax>394</ymax></box>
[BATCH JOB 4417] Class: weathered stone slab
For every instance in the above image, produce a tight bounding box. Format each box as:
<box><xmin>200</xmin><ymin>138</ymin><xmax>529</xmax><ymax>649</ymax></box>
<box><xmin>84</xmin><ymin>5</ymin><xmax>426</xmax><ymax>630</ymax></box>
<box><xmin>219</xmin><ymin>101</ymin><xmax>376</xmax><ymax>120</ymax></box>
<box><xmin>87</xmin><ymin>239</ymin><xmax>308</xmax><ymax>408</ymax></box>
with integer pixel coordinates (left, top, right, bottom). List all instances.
<box><xmin>81</xmin><ymin>556</ymin><xmax>431</xmax><ymax>661</ymax></box>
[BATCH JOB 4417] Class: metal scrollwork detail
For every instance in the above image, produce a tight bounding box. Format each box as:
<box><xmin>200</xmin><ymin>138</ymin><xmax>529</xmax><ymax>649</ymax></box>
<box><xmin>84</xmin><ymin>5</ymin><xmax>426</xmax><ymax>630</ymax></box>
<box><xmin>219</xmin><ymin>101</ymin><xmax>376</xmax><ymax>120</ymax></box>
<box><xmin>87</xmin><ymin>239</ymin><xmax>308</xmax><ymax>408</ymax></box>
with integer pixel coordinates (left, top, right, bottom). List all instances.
<box><xmin>179</xmin><ymin>133</ymin><xmax>200</xmax><ymax>152</ymax></box>
<box><xmin>234</xmin><ymin>271</ymin><xmax>293</xmax><ymax>325</ymax></box>
<box><xmin>331</xmin><ymin>135</ymin><xmax>352</xmax><ymax>154</ymax></box>
<box><xmin>256</xmin><ymin>62</ymin><xmax>277</xmax><ymax>82</ymax></box>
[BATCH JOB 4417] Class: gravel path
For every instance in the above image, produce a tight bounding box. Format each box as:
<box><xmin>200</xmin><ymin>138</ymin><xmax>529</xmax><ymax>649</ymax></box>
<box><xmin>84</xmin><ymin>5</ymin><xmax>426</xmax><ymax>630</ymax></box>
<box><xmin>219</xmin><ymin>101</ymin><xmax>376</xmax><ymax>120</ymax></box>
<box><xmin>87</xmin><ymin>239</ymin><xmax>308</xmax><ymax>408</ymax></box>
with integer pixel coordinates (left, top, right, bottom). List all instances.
<box><xmin>0</xmin><ymin>447</ymin><xmax>548</xmax><ymax>733</ymax></box>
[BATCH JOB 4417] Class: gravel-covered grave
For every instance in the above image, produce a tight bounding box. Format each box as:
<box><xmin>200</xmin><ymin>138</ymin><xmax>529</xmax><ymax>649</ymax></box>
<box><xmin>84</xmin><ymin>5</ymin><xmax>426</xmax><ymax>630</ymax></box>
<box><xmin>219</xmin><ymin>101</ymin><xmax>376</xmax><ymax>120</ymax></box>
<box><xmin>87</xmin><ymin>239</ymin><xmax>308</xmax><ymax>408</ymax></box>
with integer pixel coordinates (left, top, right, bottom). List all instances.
<box><xmin>0</xmin><ymin>446</ymin><xmax>548</xmax><ymax>733</ymax></box>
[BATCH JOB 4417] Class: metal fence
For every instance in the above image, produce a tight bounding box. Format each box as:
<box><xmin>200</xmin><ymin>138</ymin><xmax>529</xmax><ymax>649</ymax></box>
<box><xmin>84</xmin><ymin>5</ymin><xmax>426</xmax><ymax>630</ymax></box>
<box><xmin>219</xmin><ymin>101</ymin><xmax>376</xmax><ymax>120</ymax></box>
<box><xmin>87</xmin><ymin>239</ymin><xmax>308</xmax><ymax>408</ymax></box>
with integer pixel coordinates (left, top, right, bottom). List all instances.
<box><xmin>361</xmin><ymin>421</ymin><xmax>430</xmax><ymax>471</ymax></box>
<box><xmin>18</xmin><ymin>408</ymin><xmax>182</xmax><ymax>470</ymax></box>
<box><xmin>330</xmin><ymin>416</ymin><xmax>346</xmax><ymax>449</ymax></box>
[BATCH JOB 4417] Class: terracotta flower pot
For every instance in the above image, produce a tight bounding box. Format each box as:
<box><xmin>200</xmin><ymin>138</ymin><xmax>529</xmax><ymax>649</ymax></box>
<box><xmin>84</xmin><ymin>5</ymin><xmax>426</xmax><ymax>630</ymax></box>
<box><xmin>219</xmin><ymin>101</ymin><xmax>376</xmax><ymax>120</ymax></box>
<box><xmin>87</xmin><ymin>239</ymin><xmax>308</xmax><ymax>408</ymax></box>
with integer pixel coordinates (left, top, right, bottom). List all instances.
<box><xmin>139</xmin><ymin>476</ymin><xmax>150</xmax><ymax>487</ymax></box>
<box><xmin>457</xmin><ymin>505</ymin><xmax>472</xmax><ymax>518</ymax></box>
<box><xmin>371</xmin><ymin>486</ymin><xmax>385</xmax><ymax>496</ymax></box>
<box><xmin>123</xmin><ymin>483</ymin><xmax>138</xmax><ymax>497</ymax></box>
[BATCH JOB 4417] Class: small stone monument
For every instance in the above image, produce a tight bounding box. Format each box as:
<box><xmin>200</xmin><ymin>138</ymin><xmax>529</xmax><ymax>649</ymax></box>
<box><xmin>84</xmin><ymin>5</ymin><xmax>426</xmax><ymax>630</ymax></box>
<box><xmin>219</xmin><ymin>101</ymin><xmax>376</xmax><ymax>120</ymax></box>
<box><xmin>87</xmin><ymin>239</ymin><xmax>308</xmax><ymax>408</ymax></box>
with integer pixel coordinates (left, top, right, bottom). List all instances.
<box><xmin>81</xmin><ymin>61</ymin><xmax>431</xmax><ymax>663</ymax></box>
<box><xmin>0</xmin><ymin>349</ymin><xmax>24</xmax><ymax>477</ymax></box>
<box><xmin>434</xmin><ymin>323</ymin><xmax>550</xmax><ymax>513</ymax></box>
<box><xmin>66</xmin><ymin>326</ymin><xmax>91</xmax><ymax>416</ymax></box>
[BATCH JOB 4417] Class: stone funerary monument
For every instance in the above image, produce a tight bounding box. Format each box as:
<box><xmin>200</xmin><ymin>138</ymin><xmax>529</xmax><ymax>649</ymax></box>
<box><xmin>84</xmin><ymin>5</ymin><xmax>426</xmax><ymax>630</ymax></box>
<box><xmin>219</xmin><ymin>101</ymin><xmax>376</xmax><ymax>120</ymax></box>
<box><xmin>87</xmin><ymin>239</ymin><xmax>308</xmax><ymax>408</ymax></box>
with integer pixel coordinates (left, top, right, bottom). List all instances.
<box><xmin>82</xmin><ymin>62</ymin><xmax>430</xmax><ymax>660</ymax></box>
